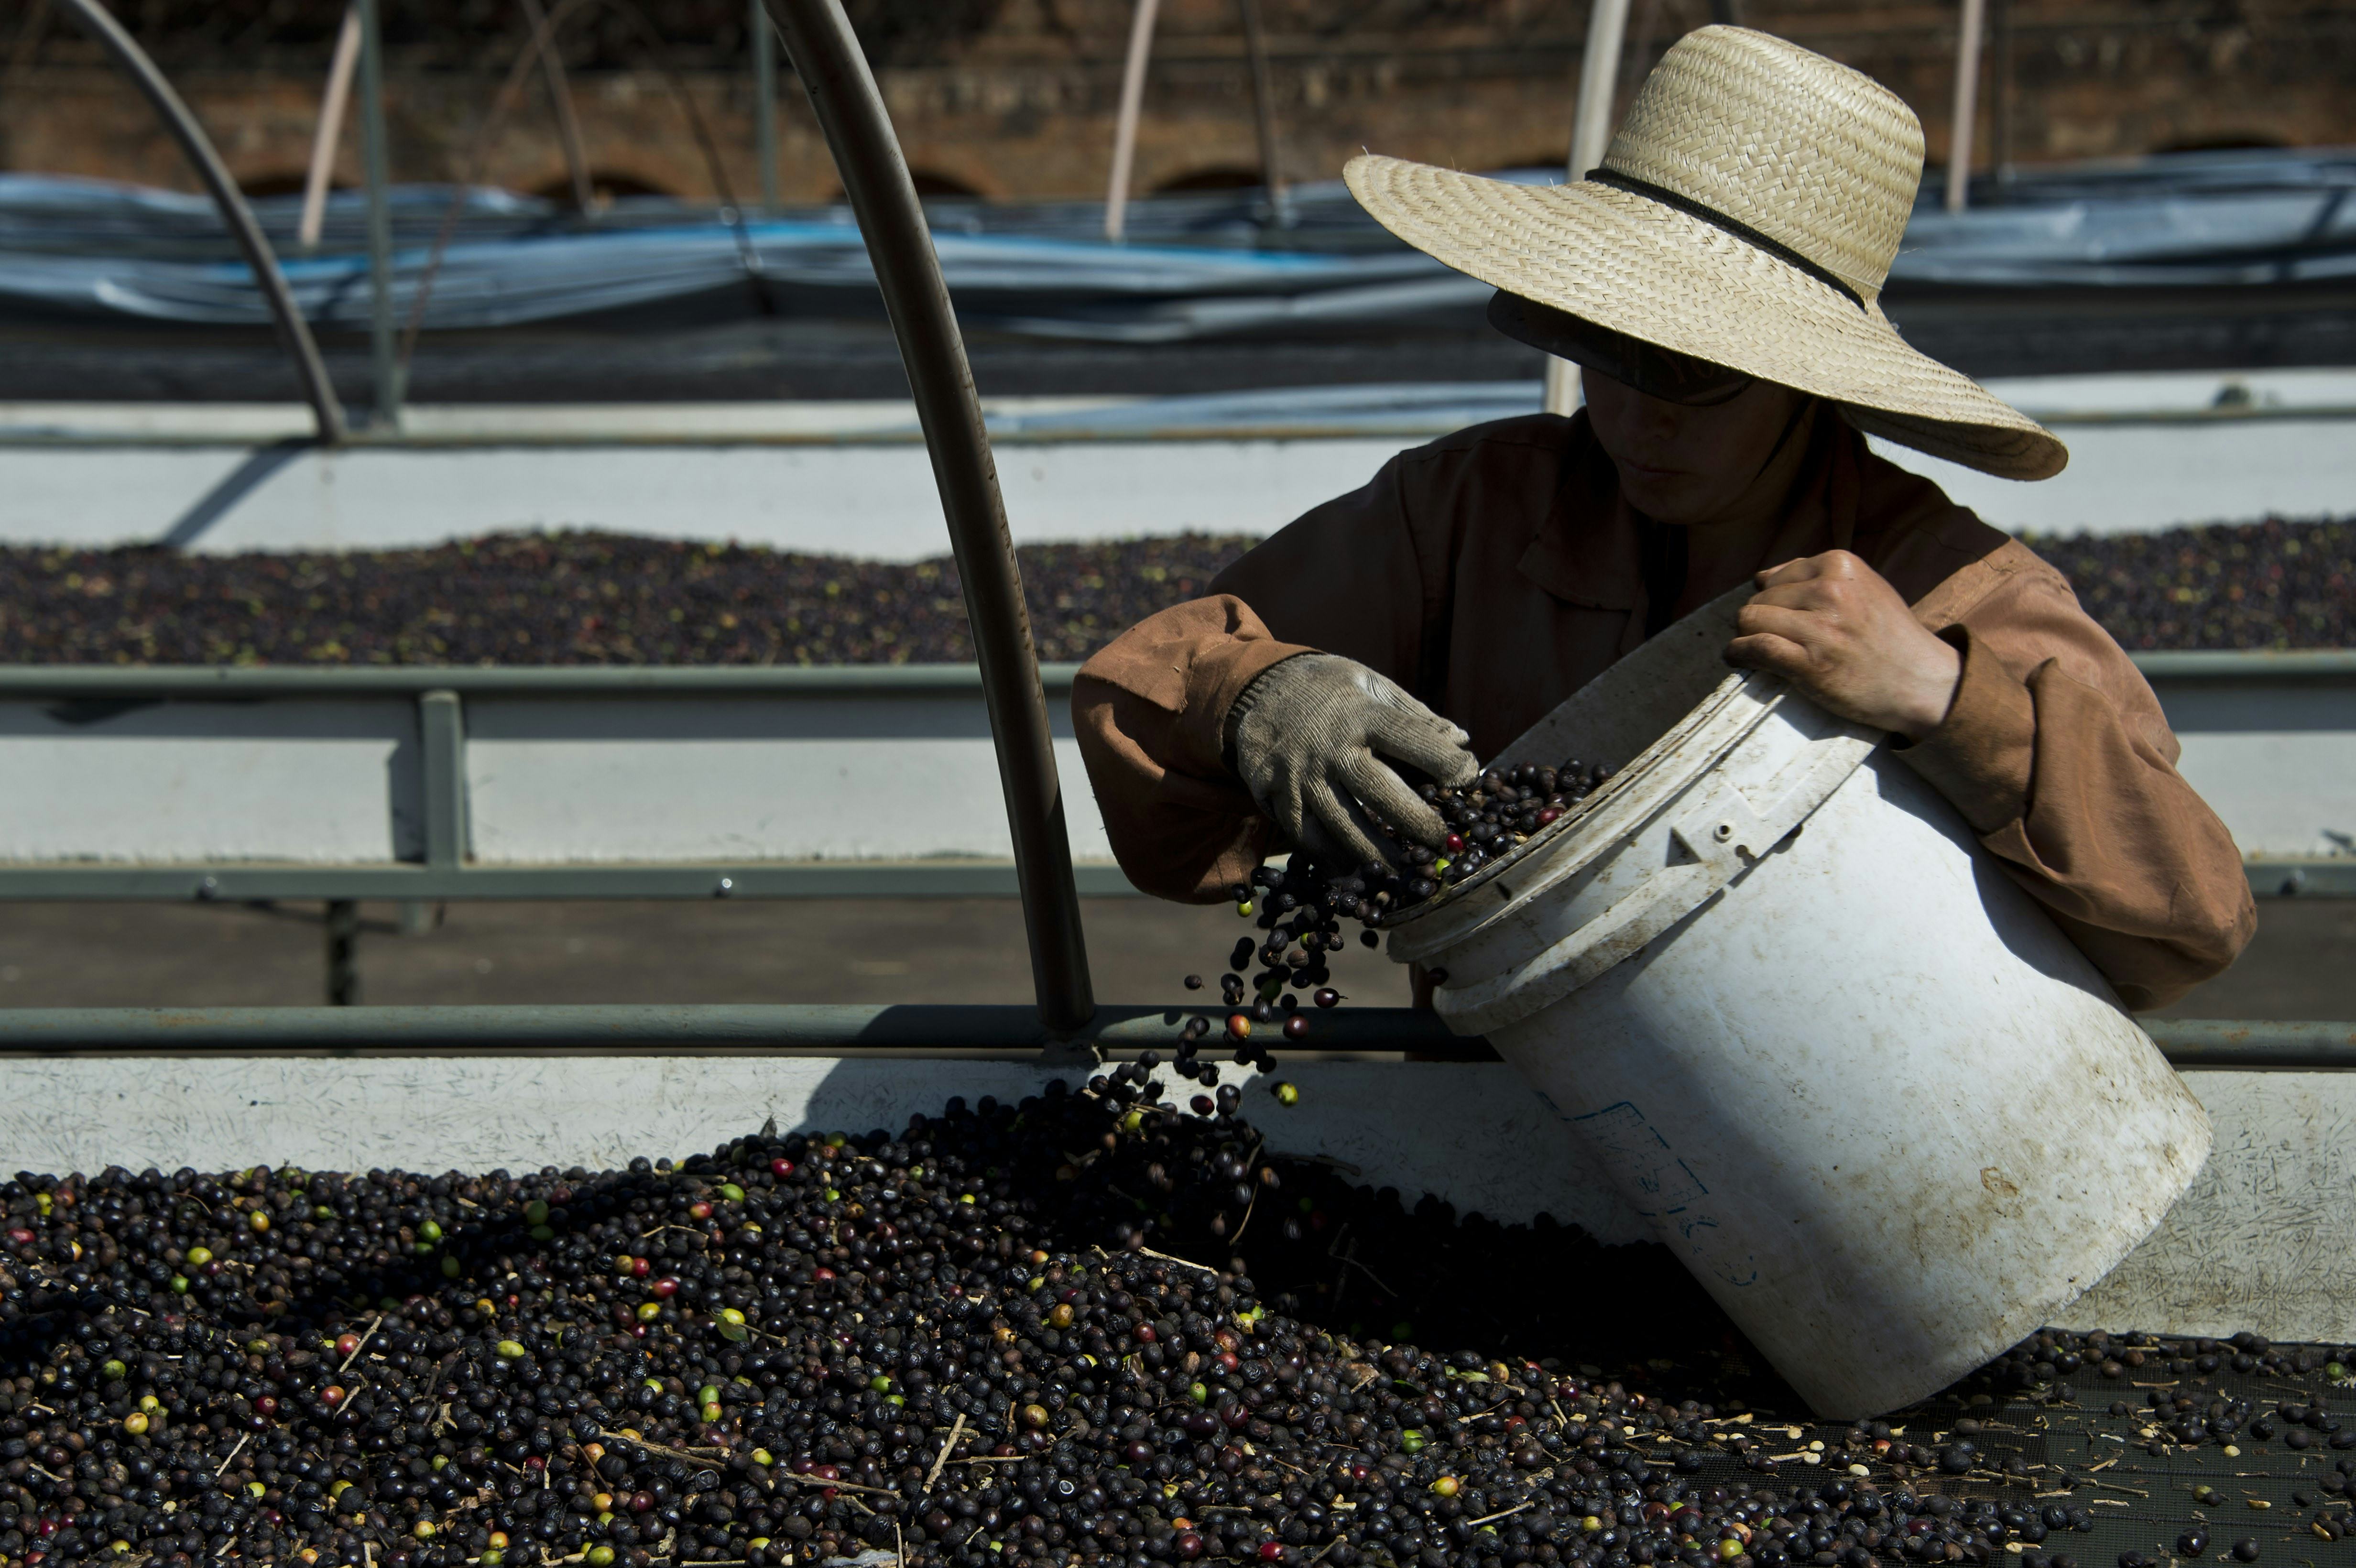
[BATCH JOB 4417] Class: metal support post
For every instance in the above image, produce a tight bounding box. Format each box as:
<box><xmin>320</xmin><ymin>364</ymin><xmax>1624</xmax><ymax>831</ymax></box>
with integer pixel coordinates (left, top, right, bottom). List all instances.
<box><xmin>518</xmin><ymin>0</ymin><xmax>594</xmax><ymax>215</ymax></box>
<box><xmin>52</xmin><ymin>0</ymin><xmax>346</xmax><ymax>446</ymax></box>
<box><xmin>1991</xmin><ymin>0</ymin><xmax>2014</xmax><ymax>196</ymax></box>
<box><xmin>324</xmin><ymin>900</ymin><xmax>361</xmax><ymax>1005</ymax></box>
<box><xmin>298</xmin><ymin>3</ymin><xmax>364</xmax><ymax>253</ymax></box>
<box><xmin>356</xmin><ymin>0</ymin><xmax>404</xmax><ymax>427</ymax></box>
<box><xmin>4</xmin><ymin>0</ymin><xmax>55</xmax><ymax>87</ymax></box>
<box><xmin>1541</xmin><ymin>0</ymin><xmax>1632</xmax><ymax>417</ymax></box>
<box><xmin>753</xmin><ymin>0</ymin><xmax>781</xmax><ymax>213</ymax></box>
<box><xmin>1234</xmin><ymin>0</ymin><xmax>1287</xmax><ymax>226</ymax></box>
<box><xmin>767</xmin><ymin>0</ymin><xmax>1098</xmax><ymax>1038</ymax></box>
<box><xmin>1945</xmin><ymin>0</ymin><xmax>1988</xmax><ymax>213</ymax></box>
<box><xmin>1103</xmin><ymin>0</ymin><xmax>1162</xmax><ymax>242</ymax></box>
<box><xmin>417</xmin><ymin>690</ymin><xmax>469</xmax><ymax>871</ymax></box>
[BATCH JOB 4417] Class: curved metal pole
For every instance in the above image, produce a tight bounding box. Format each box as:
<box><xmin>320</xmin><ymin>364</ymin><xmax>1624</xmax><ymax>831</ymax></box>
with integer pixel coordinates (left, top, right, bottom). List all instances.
<box><xmin>767</xmin><ymin>0</ymin><xmax>1098</xmax><ymax>1038</ymax></box>
<box><xmin>53</xmin><ymin>0</ymin><xmax>347</xmax><ymax>447</ymax></box>
<box><xmin>517</xmin><ymin>0</ymin><xmax>595</xmax><ymax>214</ymax></box>
<box><xmin>1235</xmin><ymin>0</ymin><xmax>1289</xmax><ymax>224</ymax></box>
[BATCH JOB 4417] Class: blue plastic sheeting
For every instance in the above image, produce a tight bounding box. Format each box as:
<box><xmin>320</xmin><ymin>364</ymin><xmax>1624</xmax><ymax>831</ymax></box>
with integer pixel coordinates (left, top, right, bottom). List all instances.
<box><xmin>0</xmin><ymin>199</ymin><xmax>1471</xmax><ymax>340</ymax></box>
<box><xmin>1900</xmin><ymin>148</ymin><xmax>2356</xmax><ymax>288</ymax></box>
<box><xmin>2</xmin><ymin>146</ymin><xmax>2350</xmax><ymax>337</ymax></box>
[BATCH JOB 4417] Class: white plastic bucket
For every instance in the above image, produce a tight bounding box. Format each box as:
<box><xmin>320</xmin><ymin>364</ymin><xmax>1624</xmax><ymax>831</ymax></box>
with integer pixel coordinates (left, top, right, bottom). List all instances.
<box><xmin>1383</xmin><ymin>589</ymin><xmax>2213</xmax><ymax>1417</ymax></box>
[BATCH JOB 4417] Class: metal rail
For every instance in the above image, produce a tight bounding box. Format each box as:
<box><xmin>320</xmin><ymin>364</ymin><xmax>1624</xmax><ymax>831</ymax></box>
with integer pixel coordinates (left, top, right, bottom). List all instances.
<box><xmin>6</xmin><ymin>401</ymin><xmax>2355</xmax><ymax>453</ymax></box>
<box><xmin>3</xmin><ymin>858</ymin><xmax>2346</xmax><ymax>901</ymax></box>
<box><xmin>50</xmin><ymin>0</ymin><xmax>347</xmax><ymax>448</ymax></box>
<box><xmin>2153</xmin><ymin>1017</ymin><xmax>2356</xmax><ymax>1069</ymax></box>
<box><xmin>0</xmin><ymin>663</ymin><xmax>1084</xmax><ymax>697</ymax></box>
<box><xmin>0</xmin><ymin>1002</ymin><xmax>1459</xmax><ymax>1054</ymax></box>
<box><xmin>0</xmin><ymin>1007</ymin><xmax>2341</xmax><ymax>1068</ymax></box>
<box><xmin>767</xmin><ymin>0</ymin><xmax>1096</xmax><ymax>1036</ymax></box>
<box><xmin>0</xmin><ymin>863</ymin><xmax>1141</xmax><ymax>901</ymax></box>
<box><xmin>2132</xmin><ymin>650</ymin><xmax>2356</xmax><ymax>679</ymax></box>
<box><xmin>356</xmin><ymin>0</ymin><xmax>401</xmax><ymax>427</ymax></box>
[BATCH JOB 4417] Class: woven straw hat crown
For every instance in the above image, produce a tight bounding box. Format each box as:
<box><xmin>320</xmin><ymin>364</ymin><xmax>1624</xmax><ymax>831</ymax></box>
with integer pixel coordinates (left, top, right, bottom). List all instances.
<box><xmin>1601</xmin><ymin>27</ymin><xmax>1920</xmax><ymax>305</ymax></box>
<box><xmin>1345</xmin><ymin>26</ymin><xmax>2068</xmax><ymax>480</ymax></box>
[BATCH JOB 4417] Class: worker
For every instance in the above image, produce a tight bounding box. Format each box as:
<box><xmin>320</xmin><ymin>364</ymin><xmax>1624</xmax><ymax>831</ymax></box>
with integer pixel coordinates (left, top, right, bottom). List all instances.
<box><xmin>1071</xmin><ymin>26</ymin><xmax>2253</xmax><ymax>1011</ymax></box>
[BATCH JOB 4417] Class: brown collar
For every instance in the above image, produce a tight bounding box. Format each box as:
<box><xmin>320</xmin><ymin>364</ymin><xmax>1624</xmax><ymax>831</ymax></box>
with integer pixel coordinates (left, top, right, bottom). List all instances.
<box><xmin>1516</xmin><ymin>405</ymin><xmax>1867</xmax><ymax>615</ymax></box>
<box><xmin>1514</xmin><ymin>413</ymin><xmax>1643</xmax><ymax>611</ymax></box>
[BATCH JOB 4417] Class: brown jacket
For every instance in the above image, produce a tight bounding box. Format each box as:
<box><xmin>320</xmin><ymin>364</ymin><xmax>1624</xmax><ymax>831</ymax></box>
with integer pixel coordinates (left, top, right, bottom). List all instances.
<box><xmin>1071</xmin><ymin>410</ymin><xmax>2255</xmax><ymax>1011</ymax></box>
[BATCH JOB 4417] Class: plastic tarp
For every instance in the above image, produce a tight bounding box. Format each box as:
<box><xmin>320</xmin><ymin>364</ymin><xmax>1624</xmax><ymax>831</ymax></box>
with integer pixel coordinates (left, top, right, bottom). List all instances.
<box><xmin>1898</xmin><ymin>148</ymin><xmax>2356</xmax><ymax>288</ymax></box>
<box><xmin>1</xmin><ymin>146</ymin><xmax>2350</xmax><ymax>338</ymax></box>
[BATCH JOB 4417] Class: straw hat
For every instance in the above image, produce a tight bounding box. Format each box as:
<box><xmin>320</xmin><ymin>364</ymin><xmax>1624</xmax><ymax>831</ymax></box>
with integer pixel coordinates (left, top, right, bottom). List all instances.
<box><xmin>1346</xmin><ymin>26</ymin><xmax>2068</xmax><ymax>481</ymax></box>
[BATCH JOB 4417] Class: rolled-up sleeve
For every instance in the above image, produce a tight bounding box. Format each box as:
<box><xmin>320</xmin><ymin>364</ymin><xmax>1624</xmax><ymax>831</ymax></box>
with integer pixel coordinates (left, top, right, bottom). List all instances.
<box><xmin>1070</xmin><ymin>594</ymin><xmax>1309</xmax><ymax>902</ymax></box>
<box><xmin>1898</xmin><ymin>562</ymin><xmax>2257</xmax><ymax>1010</ymax></box>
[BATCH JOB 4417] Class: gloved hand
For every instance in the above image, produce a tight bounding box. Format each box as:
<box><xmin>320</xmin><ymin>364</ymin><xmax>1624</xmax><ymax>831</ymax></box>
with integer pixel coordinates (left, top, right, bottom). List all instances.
<box><xmin>1225</xmin><ymin>652</ymin><xmax>1479</xmax><ymax>867</ymax></box>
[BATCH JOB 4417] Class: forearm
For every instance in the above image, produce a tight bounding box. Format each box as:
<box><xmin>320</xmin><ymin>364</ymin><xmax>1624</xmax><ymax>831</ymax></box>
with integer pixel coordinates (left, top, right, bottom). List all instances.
<box><xmin>1898</xmin><ymin>624</ymin><xmax>2255</xmax><ymax>1009</ymax></box>
<box><xmin>1070</xmin><ymin>597</ymin><xmax>1311</xmax><ymax>901</ymax></box>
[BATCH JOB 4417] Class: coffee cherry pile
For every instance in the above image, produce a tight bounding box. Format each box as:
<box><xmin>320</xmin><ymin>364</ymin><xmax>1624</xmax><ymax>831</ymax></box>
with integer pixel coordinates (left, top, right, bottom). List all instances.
<box><xmin>1409</xmin><ymin>762</ymin><xmax>1614</xmax><ymax>894</ymax></box>
<box><xmin>2</xmin><ymin>1085</ymin><xmax>2353</xmax><ymax>1568</ymax></box>
<box><xmin>2022</xmin><ymin>515</ymin><xmax>2356</xmax><ymax>652</ymax></box>
<box><xmin>0</xmin><ymin>513</ymin><xmax>2342</xmax><ymax>669</ymax></box>
<box><xmin>0</xmin><ymin>534</ymin><xmax>1249</xmax><ymax>669</ymax></box>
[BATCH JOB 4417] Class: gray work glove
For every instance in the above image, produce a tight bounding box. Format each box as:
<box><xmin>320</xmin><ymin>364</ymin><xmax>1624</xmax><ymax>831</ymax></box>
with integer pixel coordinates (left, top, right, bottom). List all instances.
<box><xmin>1225</xmin><ymin>652</ymin><xmax>1478</xmax><ymax>867</ymax></box>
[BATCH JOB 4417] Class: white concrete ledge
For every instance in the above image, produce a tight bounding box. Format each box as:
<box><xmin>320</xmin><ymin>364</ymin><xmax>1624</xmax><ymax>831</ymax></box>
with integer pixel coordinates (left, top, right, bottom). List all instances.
<box><xmin>1</xmin><ymin>370</ymin><xmax>2351</xmax><ymax>559</ymax></box>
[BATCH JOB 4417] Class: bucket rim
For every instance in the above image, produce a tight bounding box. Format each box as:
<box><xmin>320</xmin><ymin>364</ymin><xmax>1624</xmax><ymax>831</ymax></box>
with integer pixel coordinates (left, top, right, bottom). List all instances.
<box><xmin>1379</xmin><ymin>665</ymin><xmax>1771</xmax><ymax>938</ymax></box>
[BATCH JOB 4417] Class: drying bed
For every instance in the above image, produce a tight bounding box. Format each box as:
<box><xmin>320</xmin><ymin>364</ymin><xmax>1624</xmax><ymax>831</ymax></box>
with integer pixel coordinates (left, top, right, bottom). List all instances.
<box><xmin>1</xmin><ymin>1079</ymin><xmax>2349</xmax><ymax>1568</ymax></box>
<box><xmin>0</xmin><ymin>517</ymin><xmax>2345</xmax><ymax>667</ymax></box>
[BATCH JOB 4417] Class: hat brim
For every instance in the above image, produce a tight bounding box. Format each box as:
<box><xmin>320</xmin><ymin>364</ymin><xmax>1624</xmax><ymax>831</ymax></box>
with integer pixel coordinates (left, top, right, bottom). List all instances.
<box><xmin>1345</xmin><ymin>154</ymin><xmax>2068</xmax><ymax>482</ymax></box>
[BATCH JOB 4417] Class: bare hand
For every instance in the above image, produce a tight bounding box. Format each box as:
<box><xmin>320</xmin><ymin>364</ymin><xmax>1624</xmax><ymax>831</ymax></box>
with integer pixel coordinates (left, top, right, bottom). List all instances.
<box><xmin>1724</xmin><ymin>552</ymin><xmax>1962</xmax><ymax>740</ymax></box>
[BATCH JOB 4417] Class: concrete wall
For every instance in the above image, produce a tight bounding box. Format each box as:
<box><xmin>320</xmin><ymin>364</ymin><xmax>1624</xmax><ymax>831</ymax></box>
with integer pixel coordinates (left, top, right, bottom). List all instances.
<box><xmin>8</xmin><ymin>0</ymin><xmax>2353</xmax><ymax>202</ymax></box>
